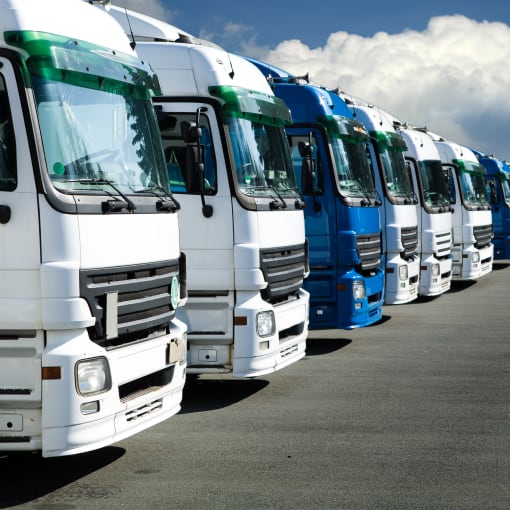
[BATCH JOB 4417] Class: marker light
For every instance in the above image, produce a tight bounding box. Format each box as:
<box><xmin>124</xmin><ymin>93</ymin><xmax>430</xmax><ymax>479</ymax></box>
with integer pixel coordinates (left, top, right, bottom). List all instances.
<box><xmin>76</xmin><ymin>357</ymin><xmax>111</xmax><ymax>396</ymax></box>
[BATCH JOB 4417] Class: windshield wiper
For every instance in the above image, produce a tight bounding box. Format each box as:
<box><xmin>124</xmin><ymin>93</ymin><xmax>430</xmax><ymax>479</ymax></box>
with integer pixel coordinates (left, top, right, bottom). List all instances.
<box><xmin>268</xmin><ymin>186</ymin><xmax>287</xmax><ymax>210</ymax></box>
<box><xmin>65</xmin><ymin>178</ymin><xmax>136</xmax><ymax>212</ymax></box>
<box><xmin>135</xmin><ymin>185</ymin><xmax>181</xmax><ymax>212</ymax></box>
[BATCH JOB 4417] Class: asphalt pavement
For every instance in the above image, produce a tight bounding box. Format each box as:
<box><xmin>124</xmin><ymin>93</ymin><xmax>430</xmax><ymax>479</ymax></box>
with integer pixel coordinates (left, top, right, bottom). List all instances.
<box><xmin>1</xmin><ymin>262</ymin><xmax>509</xmax><ymax>509</ymax></box>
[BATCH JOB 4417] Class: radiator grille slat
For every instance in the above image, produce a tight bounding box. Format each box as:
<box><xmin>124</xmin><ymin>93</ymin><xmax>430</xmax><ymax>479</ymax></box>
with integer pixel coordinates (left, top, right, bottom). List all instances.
<box><xmin>401</xmin><ymin>226</ymin><xmax>419</xmax><ymax>259</ymax></box>
<box><xmin>260</xmin><ymin>244</ymin><xmax>306</xmax><ymax>302</ymax></box>
<box><xmin>473</xmin><ymin>224</ymin><xmax>493</xmax><ymax>249</ymax></box>
<box><xmin>80</xmin><ymin>260</ymin><xmax>180</xmax><ymax>347</ymax></box>
<box><xmin>356</xmin><ymin>234</ymin><xmax>382</xmax><ymax>271</ymax></box>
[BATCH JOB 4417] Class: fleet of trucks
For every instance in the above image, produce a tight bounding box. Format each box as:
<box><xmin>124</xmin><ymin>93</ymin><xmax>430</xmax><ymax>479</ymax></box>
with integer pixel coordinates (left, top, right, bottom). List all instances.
<box><xmin>108</xmin><ymin>6</ymin><xmax>310</xmax><ymax>378</ymax></box>
<box><xmin>0</xmin><ymin>0</ymin><xmax>188</xmax><ymax>457</ymax></box>
<box><xmin>390</xmin><ymin>122</ymin><xmax>453</xmax><ymax>296</ymax></box>
<box><xmin>243</xmin><ymin>60</ymin><xmax>384</xmax><ymax>329</ymax></box>
<box><xmin>340</xmin><ymin>97</ymin><xmax>420</xmax><ymax>304</ymax></box>
<box><xmin>471</xmin><ymin>149</ymin><xmax>510</xmax><ymax>260</ymax></box>
<box><xmin>424</xmin><ymin>133</ymin><xmax>493</xmax><ymax>280</ymax></box>
<box><xmin>0</xmin><ymin>0</ymin><xmax>503</xmax><ymax>459</ymax></box>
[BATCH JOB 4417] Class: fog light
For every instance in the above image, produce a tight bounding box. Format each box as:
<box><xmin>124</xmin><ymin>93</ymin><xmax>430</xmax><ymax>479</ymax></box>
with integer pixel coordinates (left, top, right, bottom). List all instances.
<box><xmin>398</xmin><ymin>264</ymin><xmax>408</xmax><ymax>281</ymax></box>
<box><xmin>472</xmin><ymin>252</ymin><xmax>480</xmax><ymax>263</ymax></box>
<box><xmin>256</xmin><ymin>311</ymin><xmax>275</xmax><ymax>337</ymax></box>
<box><xmin>431</xmin><ymin>263</ymin><xmax>440</xmax><ymax>277</ymax></box>
<box><xmin>353</xmin><ymin>280</ymin><xmax>366</xmax><ymax>300</ymax></box>
<box><xmin>80</xmin><ymin>401</ymin><xmax>100</xmax><ymax>415</ymax></box>
<box><xmin>259</xmin><ymin>340</ymin><xmax>270</xmax><ymax>350</ymax></box>
<box><xmin>76</xmin><ymin>357</ymin><xmax>111</xmax><ymax>396</ymax></box>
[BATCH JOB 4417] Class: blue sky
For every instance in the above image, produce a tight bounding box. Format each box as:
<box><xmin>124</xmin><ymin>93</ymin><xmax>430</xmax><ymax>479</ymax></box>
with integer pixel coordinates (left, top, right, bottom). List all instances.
<box><xmin>114</xmin><ymin>1</ymin><xmax>510</xmax><ymax>161</ymax></box>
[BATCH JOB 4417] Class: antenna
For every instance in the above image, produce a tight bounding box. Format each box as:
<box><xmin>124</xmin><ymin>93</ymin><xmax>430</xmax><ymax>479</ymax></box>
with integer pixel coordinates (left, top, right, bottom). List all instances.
<box><xmin>124</xmin><ymin>8</ymin><xmax>136</xmax><ymax>50</ymax></box>
<box><xmin>227</xmin><ymin>52</ymin><xmax>235</xmax><ymax>79</ymax></box>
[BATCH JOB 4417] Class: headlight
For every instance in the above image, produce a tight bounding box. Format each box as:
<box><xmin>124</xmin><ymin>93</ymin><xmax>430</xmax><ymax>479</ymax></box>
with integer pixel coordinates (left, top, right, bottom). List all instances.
<box><xmin>398</xmin><ymin>264</ymin><xmax>408</xmax><ymax>281</ymax></box>
<box><xmin>353</xmin><ymin>280</ymin><xmax>366</xmax><ymax>300</ymax></box>
<box><xmin>76</xmin><ymin>357</ymin><xmax>111</xmax><ymax>396</ymax></box>
<box><xmin>472</xmin><ymin>251</ymin><xmax>480</xmax><ymax>263</ymax></box>
<box><xmin>431</xmin><ymin>263</ymin><xmax>440</xmax><ymax>277</ymax></box>
<box><xmin>256</xmin><ymin>311</ymin><xmax>275</xmax><ymax>337</ymax></box>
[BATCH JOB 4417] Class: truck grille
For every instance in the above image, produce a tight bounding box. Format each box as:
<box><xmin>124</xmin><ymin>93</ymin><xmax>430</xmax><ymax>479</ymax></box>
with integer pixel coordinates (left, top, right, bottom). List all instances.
<box><xmin>473</xmin><ymin>224</ymin><xmax>493</xmax><ymax>249</ymax></box>
<box><xmin>356</xmin><ymin>233</ymin><xmax>381</xmax><ymax>272</ymax></box>
<box><xmin>435</xmin><ymin>231</ymin><xmax>452</xmax><ymax>258</ymax></box>
<box><xmin>401</xmin><ymin>226</ymin><xmax>419</xmax><ymax>259</ymax></box>
<box><xmin>260</xmin><ymin>243</ymin><xmax>307</xmax><ymax>303</ymax></box>
<box><xmin>80</xmin><ymin>258</ymin><xmax>182</xmax><ymax>348</ymax></box>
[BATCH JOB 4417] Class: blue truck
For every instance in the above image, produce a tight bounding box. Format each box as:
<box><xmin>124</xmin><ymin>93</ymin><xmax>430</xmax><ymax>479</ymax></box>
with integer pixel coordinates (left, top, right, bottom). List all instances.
<box><xmin>246</xmin><ymin>59</ymin><xmax>384</xmax><ymax>329</ymax></box>
<box><xmin>472</xmin><ymin>149</ymin><xmax>510</xmax><ymax>260</ymax></box>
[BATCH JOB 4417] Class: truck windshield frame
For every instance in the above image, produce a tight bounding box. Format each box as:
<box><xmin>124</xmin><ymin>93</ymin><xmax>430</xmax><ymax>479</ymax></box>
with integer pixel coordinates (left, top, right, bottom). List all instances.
<box><xmin>454</xmin><ymin>158</ymin><xmax>490</xmax><ymax>210</ymax></box>
<box><xmin>7</xmin><ymin>30</ymin><xmax>169</xmax><ymax>203</ymax></box>
<box><xmin>210</xmin><ymin>84</ymin><xmax>300</xmax><ymax>201</ymax></box>
<box><xmin>322</xmin><ymin>115</ymin><xmax>377</xmax><ymax>201</ymax></box>
<box><xmin>373</xmin><ymin>130</ymin><xmax>414</xmax><ymax>204</ymax></box>
<box><xmin>417</xmin><ymin>159</ymin><xmax>451</xmax><ymax>211</ymax></box>
<box><xmin>500</xmin><ymin>172</ymin><xmax>510</xmax><ymax>206</ymax></box>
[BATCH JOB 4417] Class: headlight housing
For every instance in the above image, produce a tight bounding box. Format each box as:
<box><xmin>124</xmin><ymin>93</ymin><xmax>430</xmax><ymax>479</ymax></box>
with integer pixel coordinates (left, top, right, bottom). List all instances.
<box><xmin>398</xmin><ymin>264</ymin><xmax>408</xmax><ymax>281</ymax></box>
<box><xmin>76</xmin><ymin>357</ymin><xmax>111</xmax><ymax>396</ymax></box>
<box><xmin>472</xmin><ymin>251</ymin><xmax>480</xmax><ymax>263</ymax></box>
<box><xmin>431</xmin><ymin>263</ymin><xmax>440</xmax><ymax>277</ymax></box>
<box><xmin>353</xmin><ymin>280</ymin><xmax>366</xmax><ymax>300</ymax></box>
<box><xmin>256</xmin><ymin>310</ymin><xmax>275</xmax><ymax>337</ymax></box>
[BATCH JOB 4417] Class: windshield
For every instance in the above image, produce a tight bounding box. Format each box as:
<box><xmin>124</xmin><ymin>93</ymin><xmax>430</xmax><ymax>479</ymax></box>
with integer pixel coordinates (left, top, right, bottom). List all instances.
<box><xmin>322</xmin><ymin>116</ymin><xmax>376</xmax><ymax>199</ymax></box>
<box><xmin>35</xmin><ymin>80</ymin><xmax>167</xmax><ymax>195</ymax></box>
<box><xmin>375</xmin><ymin>132</ymin><xmax>414</xmax><ymax>199</ymax></box>
<box><xmin>14</xmin><ymin>30</ymin><xmax>168</xmax><ymax>196</ymax></box>
<box><xmin>228</xmin><ymin>116</ymin><xmax>299</xmax><ymax>198</ymax></box>
<box><xmin>417</xmin><ymin>160</ymin><xmax>450</xmax><ymax>207</ymax></box>
<box><xmin>454</xmin><ymin>159</ymin><xmax>489</xmax><ymax>208</ymax></box>
<box><xmin>459</xmin><ymin>172</ymin><xmax>489</xmax><ymax>208</ymax></box>
<box><xmin>332</xmin><ymin>137</ymin><xmax>376</xmax><ymax>199</ymax></box>
<box><xmin>501</xmin><ymin>176</ymin><xmax>510</xmax><ymax>206</ymax></box>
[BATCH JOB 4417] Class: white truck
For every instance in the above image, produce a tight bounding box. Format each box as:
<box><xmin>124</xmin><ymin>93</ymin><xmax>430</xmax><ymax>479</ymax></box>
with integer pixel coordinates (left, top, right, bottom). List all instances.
<box><xmin>392</xmin><ymin>122</ymin><xmax>453</xmax><ymax>296</ymax></box>
<box><xmin>0</xmin><ymin>0</ymin><xmax>187</xmax><ymax>457</ymax></box>
<box><xmin>425</xmin><ymin>133</ymin><xmax>493</xmax><ymax>280</ymax></box>
<box><xmin>341</xmin><ymin>97</ymin><xmax>420</xmax><ymax>304</ymax></box>
<box><xmin>109</xmin><ymin>6</ymin><xmax>309</xmax><ymax>378</ymax></box>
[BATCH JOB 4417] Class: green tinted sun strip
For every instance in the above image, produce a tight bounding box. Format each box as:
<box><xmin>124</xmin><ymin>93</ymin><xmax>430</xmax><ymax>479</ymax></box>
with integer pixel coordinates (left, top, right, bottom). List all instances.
<box><xmin>319</xmin><ymin>115</ymin><xmax>369</xmax><ymax>143</ymax></box>
<box><xmin>371</xmin><ymin>130</ymin><xmax>407</xmax><ymax>152</ymax></box>
<box><xmin>4</xmin><ymin>30</ymin><xmax>161</xmax><ymax>99</ymax></box>
<box><xmin>209</xmin><ymin>85</ymin><xmax>292</xmax><ymax>127</ymax></box>
<box><xmin>453</xmin><ymin>159</ymin><xmax>486</xmax><ymax>177</ymax></box>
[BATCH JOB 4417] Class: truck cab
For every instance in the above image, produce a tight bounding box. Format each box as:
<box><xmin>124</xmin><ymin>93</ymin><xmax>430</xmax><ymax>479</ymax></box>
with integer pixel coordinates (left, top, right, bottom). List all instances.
<box><xmin>0</xmin><ymin>0</ymin><xmax>187</xmax><ymax>457</ymax></box>
<box><xmin>342</xmin><ymin>98</ymin><xmax>420</xmax><ymax>304</ymax></box>
<box><xmin>472</xmin><ymin>149</ymin><xmax>510</xmax><ymax>260</ymax></box>
<box><xmin>393</xmin><ymin>124</ymin><xmax>453</xmax><ymax>296</ymax></box>
<box><xmin>426</xmin><ymin>134</ymin><xmax>493</xmax><ymax>279</ymax></box>
<box><xmin>108</xmin><ymin>6</ymin><xmax>309</xmax><ymax>378</ymax></box>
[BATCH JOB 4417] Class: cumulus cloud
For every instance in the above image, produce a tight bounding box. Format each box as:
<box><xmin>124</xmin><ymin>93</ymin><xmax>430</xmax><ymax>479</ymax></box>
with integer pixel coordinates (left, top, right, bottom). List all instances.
<box><xmin>258</xmin><ymin>16</ymin><xmax>510</xmax><ymax>161</ymax></box>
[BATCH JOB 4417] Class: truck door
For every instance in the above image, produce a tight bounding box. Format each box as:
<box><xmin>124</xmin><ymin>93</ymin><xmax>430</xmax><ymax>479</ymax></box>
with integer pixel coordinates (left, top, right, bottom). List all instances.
<box><xmin>155</xmin><ymin>100</ymin><xmax>235</xmax><ymax>339</ymax></box>
<box><xmin>0</xmin><ymin>57</ymin><xmax>44</xmax><ymax>421</ymax></box>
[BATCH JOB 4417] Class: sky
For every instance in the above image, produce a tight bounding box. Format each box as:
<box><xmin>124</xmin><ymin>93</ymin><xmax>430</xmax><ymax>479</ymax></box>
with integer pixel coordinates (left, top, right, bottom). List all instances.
<box><xmin>113</xmin><ymin>0</ymin><xmax>510</xmax><ymax>161</ymax></box>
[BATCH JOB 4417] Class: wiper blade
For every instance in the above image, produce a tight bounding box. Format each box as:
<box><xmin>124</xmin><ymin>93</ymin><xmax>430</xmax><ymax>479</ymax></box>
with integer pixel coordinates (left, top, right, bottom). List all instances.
<box><xmin>135</xmin><ymin>185</ymin><xmax>181</xmax><ymax>212</ymax></box>
<box><xmin>67</xmin><ymin>178</ymin><xmax>136</xmax><ymax>212</ymax></box>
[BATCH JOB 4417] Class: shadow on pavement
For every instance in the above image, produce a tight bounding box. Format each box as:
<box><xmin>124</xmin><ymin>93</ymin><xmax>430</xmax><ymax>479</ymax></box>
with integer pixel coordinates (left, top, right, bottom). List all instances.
<box><xmin>305</xmin><ymin>337</ymin><xmax>352</xmax><ymax>356</ymax></box>
<box><xmin>180</xmin><ymin>377</ymin><xmax>269</xmax><ymax>414</ymax></box>
<box><xmin>449</xmin><ymin>280</ymin><xmax>477</xmax><ymax>293</ymax></box>
<box><xmin>0</xmin><ymin>446</ymin><xmax>125</xmax><ymax>509</ymax></box>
